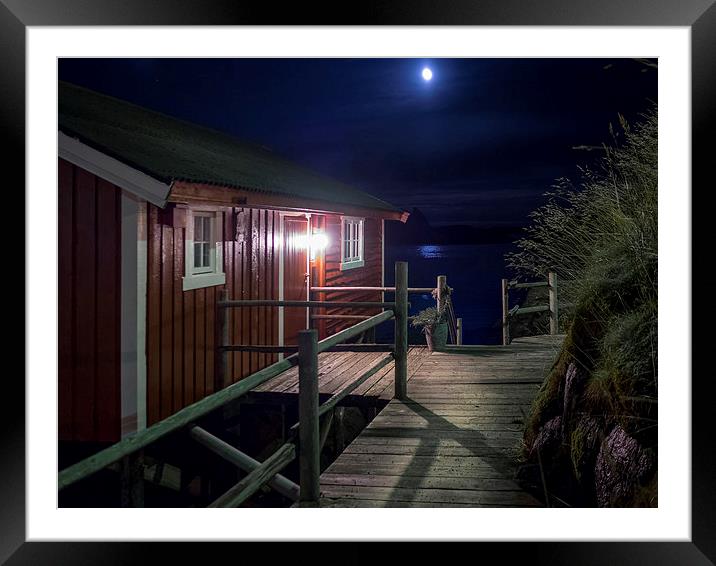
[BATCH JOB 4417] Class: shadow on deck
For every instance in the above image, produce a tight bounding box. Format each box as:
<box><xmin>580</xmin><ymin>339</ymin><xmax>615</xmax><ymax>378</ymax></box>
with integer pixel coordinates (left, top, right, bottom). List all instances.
<box><xmin>304</xmin><ymin>334</ymin><xmax>565</xmax><ymax>507</ymax></box>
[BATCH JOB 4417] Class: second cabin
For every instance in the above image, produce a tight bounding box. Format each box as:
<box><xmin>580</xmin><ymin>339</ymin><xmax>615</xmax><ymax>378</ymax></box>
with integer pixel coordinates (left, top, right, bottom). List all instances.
<box><xmin>58</xmin><ymin>82</ymin><xmax>409</xmax><ymax>448</ymax></box>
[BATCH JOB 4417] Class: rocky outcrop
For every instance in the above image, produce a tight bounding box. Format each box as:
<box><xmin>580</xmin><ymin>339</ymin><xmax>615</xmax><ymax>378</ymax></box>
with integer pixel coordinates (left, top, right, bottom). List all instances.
<box><xmin>594</xmin><ymin>425</ymin><xmax>655</xmax><ymax>507</ymax></box>
<box><xmin>529</xmin><ymin>416</ymin><xmax>563</xmax><ymax>460</ymax></box>
<box><xmin>523</xmin><ymin>359</ymin><xmax>655</xmax><ymax>507</ymax></box>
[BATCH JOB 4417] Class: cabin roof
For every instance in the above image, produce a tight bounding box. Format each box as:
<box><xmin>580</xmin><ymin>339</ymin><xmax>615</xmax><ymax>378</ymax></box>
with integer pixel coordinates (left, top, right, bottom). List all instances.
<box><xmin>58</xmin><ymin>81</ymin><xmax>401</xmax><ymax>215</ymax></box>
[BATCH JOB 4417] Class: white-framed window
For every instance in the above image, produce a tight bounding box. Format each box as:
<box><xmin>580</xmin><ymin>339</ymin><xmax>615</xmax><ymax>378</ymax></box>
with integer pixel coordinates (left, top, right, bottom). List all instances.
<box><xmin>340</xmin><ymin>216</ymin><xmax>365</xmax><ymax>270</ymax></box>
<box><xmin>182</xmin><ymin>208</ymin><xmax>226</xmax><ymax>291</ymax></box>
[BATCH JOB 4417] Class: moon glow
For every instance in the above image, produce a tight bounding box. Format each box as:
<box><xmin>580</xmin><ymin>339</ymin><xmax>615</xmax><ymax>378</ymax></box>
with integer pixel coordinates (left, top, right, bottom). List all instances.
<box><xmin>422</xmin><ymin>67</ymin><xmax>433</xmax><ymax>81</ymax></box>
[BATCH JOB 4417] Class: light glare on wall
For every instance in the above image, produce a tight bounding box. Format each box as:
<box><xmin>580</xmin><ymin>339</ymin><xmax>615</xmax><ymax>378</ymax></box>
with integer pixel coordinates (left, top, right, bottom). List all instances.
<box><xmin>294</xmin><ymin>232</ymin><xmax>329</xmax><ymax>258</ymax></box>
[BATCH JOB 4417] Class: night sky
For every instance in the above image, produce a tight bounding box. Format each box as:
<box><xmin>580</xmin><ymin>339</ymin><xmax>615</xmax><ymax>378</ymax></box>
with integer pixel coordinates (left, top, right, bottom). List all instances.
<box><xmin>59</xmin><ymin>58</ymin><xmax>657</xmax><ymax>229</ymax></box>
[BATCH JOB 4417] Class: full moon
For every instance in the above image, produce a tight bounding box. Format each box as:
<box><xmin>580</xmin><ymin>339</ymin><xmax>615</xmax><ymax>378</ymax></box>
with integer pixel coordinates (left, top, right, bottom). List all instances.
<box><xmin>422</xmin><ymin>67</ymin><xmax>433</xmax><ymax>81</ymax></box>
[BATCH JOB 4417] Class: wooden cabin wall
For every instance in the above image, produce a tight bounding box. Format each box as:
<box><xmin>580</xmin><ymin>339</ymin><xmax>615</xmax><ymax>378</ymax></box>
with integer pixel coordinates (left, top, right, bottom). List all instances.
<box><xmin>58</xmin><ymin>158</ymin><xmax>122</xmax><ymax>442</ymax></box>
<box><xmin>146</xmin><ymin>205</ymin><xmax>279</xmax><ymax>425</ymax></box>
<box><xmin>319</xmin><ymin>215</ymin><xmax>383</xmax><ymax>338</ymax></box>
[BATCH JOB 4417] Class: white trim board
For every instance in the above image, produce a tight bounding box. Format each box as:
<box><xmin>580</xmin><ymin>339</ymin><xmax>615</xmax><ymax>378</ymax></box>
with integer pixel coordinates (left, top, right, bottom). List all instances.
<box><xmin>120</xmin><ymin>193</ymin><xmax>148</xmax><ymax>436</ymax></box>
<box><xmin>58</xmin><ymin>131</ymin><xmax>171</xmax><ymax>208</ymax></box>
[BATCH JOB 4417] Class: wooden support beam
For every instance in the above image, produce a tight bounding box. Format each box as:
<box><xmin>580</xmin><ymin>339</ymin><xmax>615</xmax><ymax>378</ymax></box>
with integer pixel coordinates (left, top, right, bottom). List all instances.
<box><xmin>298</xmin><ymin>329</ymin><xmax>320</xmax><ymax>504</ymax></box>
<box><xmin>457</xmin><ymin>318</ymin><xmax>463</xmax><ymax>345</ymax></box>
<box><xmin>319</xmin><ymin>411</ymin><xmax>334</xmax><ymax>452</ymax></box>
<box><xmin>189</xmin><ymin>426</ymin><xmax>299</xmax><ymax>502</ymax></box>
<box><xmin>334</xmin><ymin>407</ymin><xmax>346</xmax><ymax>454</ymax></box>
<box><xmin>208</xmin><ymin>443</ymin><xmax>296</xmax><ymax>508</ymax></box>
<box><xmin>394</xmin><ymin>262</ymin><xmax>409</xmax><ymax>400</ymax></box>
<box><xmin>120</xmin><ymin>451</ymin><xmax>144</xmax><ymax>507</ymax></box>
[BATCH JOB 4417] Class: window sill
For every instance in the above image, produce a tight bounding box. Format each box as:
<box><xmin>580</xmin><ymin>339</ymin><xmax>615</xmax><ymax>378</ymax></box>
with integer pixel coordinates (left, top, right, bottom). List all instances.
<box><xmin>183</xmin><ymin>272</ymin><xmax>226</xmax><ymax>291</ymax></box>
<box><xmin>340</xmin><ymin>259</ymin><xmax>364</xmax><ymax>271</ymax></box>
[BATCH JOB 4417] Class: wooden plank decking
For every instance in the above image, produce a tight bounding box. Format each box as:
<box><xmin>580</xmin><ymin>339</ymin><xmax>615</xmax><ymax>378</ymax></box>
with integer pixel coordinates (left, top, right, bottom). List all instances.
<box><xmin>250</xmin><ymin>346</ymin><xmax>430</xmax><ymax>404</ymax></box>
<box><xmin>314</xmin><ymin>335</ymin><xmax>564</xmax><ymax>507</ymax></box>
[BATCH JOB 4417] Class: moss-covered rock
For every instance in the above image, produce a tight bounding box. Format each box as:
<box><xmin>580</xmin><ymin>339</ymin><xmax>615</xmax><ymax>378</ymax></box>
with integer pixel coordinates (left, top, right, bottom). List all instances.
<box><xmin>594</xmin><ymin>425</ymin><xmax>655</xmax><ymax>507</ymax></box>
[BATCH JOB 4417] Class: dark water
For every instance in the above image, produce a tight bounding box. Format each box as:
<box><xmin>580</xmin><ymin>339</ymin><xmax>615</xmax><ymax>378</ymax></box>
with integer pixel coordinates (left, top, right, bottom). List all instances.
<box><xmin>377</xmin><ymin>243</ymin><xmax>514</xmax><ymax>346</ymax></box>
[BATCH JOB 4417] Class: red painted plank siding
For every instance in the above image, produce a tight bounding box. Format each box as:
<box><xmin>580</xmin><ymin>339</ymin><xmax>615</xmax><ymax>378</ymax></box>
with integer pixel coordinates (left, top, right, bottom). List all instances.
<box><xmin>58</xmin><ymin>159</ymin><xmax>121</xmax><ymax>442</ymax></box>
<box><xmin>145</xmin><ymin>206</ymin><xmax>279</xmax><ymax>425</ymax></box>
<box><xmin>319</xmin><ymin>215</ymin><xmax>384</xmax><ymax>338</ymax></box>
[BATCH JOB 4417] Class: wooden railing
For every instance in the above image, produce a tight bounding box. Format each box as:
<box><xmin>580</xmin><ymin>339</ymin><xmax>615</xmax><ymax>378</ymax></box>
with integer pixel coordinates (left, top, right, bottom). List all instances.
<box><xmin>58</xmin><ymin>262</ymin><xmax>411</xmax><ymax>508</ymax></box>
<box><xmin>310</xmin><ymin>273</ymin><xmax>463</xmax><ymax>346</ymax></box>
<box><xmin>501</xmin><ymin>272</ymin><xmax>561</xmax><ymax>345</ymax></box>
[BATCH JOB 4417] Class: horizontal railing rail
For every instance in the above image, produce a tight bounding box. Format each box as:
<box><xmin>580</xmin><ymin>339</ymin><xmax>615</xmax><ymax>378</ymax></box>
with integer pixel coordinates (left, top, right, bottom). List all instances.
<box><xmin>508</xmin><ymin>280</ymin><xmax>550</xmax><ymax>289</ymax></box>
<box><xmin>218</xmin><ymin>300</ymin><xmax>395</xmax><ymax>309</ymax></box>
<box><xmin>501</xmin><ymin>272</ymin><xmax>569</xmax><ymax>345</ymax></box>
<box><xmin>310</xmin><ymin>286</ymin><xmax>434</xmax><ymax>293</ymax></box>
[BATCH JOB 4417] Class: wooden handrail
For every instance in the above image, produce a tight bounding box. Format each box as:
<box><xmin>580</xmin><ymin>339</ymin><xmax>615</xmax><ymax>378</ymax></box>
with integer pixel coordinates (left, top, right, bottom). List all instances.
<box><xmin>513</xmin><ymin>304</ymin><xmax>550</xmax><ymax>316</ymax></box>
<box><xmin>310</xmin><ymin>286</ymin><xmax>434</xmax><ymax>293</ymax></box>
<box><xmin>218</xmin><ymin>300</ymin><xmax>395</xmax><ymax>309</ymax></box>
<box><xmin>316</xmin><ymin>310</ymin><xmax>394</xmax><ymax>354</ymax></box>
<box><xmin>508</xmin><ymin>281</ymin><xmax>550</xmax><ymax>289</ymax></box>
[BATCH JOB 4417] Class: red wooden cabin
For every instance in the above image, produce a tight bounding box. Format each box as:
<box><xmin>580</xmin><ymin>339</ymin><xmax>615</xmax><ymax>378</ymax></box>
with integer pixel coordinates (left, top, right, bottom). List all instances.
<box><xmin>58</xmin><ymin>82</ymin><xmax>408</xmax><ymax>446</ymax></box>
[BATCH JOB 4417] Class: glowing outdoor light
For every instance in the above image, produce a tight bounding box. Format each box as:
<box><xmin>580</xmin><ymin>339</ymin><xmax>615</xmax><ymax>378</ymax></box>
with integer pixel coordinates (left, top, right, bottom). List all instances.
<box><xmin>310</xmin><ymin>232</ymin><xmax>329</xmax><ymax>251</ymax></box>
<box><xmin>295</xmin><ymin>231</ymin><xmax>329</xmax><ymax>259</ymax></box>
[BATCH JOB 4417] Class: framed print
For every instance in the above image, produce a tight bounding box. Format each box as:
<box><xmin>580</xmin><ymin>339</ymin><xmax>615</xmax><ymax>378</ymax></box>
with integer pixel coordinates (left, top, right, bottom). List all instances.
<box><xmin>4</xmin><ymin>0</ymin><xmax>712</xmax><ymax>563</ymax></box>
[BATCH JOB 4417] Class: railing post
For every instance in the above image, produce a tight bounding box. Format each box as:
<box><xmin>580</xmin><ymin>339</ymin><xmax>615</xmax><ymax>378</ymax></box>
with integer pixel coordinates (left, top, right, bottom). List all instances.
<box><xmin>120</xmin><ymin>451</ymin><xmax>144</xmax><ymax>507</ymax></box>
<box><xmin>217</xmin><ymin>289</ymin><xmax>229</xmax><ymax>390</ymax></box>
<box><xmin>501</xmin><ymin>278</ymin><xmax>510</xmax><ymax>346</ymax></box>
<box><xmin>298</xmin><ymin>329</ymin><xmax>320</xmax><ymax>504</ymax></box>
<box><xmin>457</xmin><ymin>318</ymin><xmax>463</xmax><ymax>345</ymax></box>
<box><xmin>394</xmin><ymin>262</ymin><xmax>409</xmax><ymax>400</ymax></box>
<box><xmin>548</xmin><ymin>272</ymin><xmax>559</xmax><ymax>335</ymax></box>
<box><xmin>436</xmin><ymin>275</ymin><xmax>447</xmax><ymax>313</ymax></box>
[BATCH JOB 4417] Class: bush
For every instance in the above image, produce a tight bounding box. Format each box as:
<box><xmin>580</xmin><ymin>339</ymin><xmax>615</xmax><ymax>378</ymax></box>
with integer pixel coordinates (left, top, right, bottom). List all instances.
<box><xmin>510</xmin><ymin>106</ymin><xmax>658</xmax><ymax>507</ymax></box>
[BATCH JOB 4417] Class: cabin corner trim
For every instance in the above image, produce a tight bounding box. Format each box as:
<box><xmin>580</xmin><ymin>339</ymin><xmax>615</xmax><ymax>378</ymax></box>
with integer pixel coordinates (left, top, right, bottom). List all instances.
<box><xmin>58</xmin><ymin>131</ymin><xmax>171</xmax><ymax>208</ymax></box>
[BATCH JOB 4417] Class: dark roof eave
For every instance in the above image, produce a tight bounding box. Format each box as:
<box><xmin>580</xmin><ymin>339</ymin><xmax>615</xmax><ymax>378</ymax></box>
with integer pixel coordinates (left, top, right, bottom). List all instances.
<box><xmin>168</xmin><ymin>179</ymin><xmax>409</xmax><ymax>221</ymax></box>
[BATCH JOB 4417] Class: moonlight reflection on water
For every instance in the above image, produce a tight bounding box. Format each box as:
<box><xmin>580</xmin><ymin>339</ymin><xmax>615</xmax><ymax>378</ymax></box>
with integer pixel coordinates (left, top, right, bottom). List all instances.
<box><xmin>418</xmin><ymin>245</ymin><xmax>445</xmax><ymax>259</ymax></box>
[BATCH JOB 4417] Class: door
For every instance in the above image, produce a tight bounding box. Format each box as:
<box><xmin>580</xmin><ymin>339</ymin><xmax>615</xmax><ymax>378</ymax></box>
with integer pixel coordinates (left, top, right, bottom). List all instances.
<box><xmin>283</xmin><ymin>215</ymin><xmax>308</xmax><ymax>345</ymax></box>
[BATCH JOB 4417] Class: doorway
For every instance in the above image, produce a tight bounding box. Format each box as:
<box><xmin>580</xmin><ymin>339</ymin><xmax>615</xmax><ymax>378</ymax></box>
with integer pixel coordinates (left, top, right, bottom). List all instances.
<box><xmin>281</xmin><ymin>215</ymin><xmax>308</xmax><ymax>346</ymax></box>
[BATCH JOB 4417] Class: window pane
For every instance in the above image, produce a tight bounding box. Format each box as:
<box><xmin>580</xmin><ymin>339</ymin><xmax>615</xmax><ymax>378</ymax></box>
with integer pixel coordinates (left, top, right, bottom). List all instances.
<box><xmin>194</xmin><ymin>217</ymin><xmax>203</xmax><ymax>243</ymax></box>
<box><xmin>194</xmin><ymin>242</ymin><xmax>203</xmax><ymax>268</ymax></box>
<box><xmin>203</xmin><ymin>216</ymin><xmax>212</xmax><ymax>241</ymax></box>
<box><xmin>202</xmin><ymin>243</ymin><xmax>210</xmax><ymax>267</ymax></box>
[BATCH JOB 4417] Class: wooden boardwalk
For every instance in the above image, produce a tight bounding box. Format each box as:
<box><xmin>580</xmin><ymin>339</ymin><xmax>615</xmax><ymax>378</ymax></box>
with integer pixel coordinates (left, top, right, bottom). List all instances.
<box><xmin>250</xmin><ymin>346</ymin><xmax>431</xmax><ymax>405</ymax></box>
<box><xmin>314</xmin><ymin>335</ymin><xmax>564</xmax><ymax>507</ymax></box>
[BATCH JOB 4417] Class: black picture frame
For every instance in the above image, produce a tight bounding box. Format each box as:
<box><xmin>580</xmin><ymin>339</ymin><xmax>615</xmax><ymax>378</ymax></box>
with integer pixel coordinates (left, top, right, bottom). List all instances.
<box><xmin>4</xmin><ymin>1</ymin><xmax>711</xmax><ymax>563</ymax></box>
